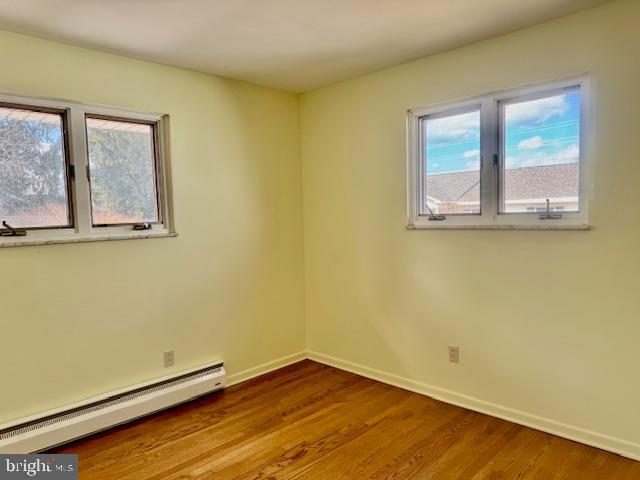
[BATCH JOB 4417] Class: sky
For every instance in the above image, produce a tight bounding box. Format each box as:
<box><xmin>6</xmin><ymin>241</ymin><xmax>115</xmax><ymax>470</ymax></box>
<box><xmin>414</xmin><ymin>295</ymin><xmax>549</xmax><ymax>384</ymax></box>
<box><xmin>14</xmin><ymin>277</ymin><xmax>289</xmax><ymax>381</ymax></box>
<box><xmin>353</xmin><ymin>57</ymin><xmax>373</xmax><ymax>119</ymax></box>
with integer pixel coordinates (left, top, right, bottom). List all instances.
<box><xmin>425</xmin><ymin>90</ymin><xmax>581</xmax><ymax>175</ymax></box>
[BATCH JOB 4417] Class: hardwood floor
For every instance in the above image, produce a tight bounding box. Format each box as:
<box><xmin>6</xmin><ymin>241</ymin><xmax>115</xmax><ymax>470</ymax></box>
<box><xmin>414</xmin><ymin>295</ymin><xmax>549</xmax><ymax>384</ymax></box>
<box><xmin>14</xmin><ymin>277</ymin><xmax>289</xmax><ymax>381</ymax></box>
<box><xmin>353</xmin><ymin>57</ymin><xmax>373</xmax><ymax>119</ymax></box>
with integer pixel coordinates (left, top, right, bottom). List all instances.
<box><xmin>53</xmin><ymin>360</ymin><xmax>639</xmax><ymax>479</ymax></box>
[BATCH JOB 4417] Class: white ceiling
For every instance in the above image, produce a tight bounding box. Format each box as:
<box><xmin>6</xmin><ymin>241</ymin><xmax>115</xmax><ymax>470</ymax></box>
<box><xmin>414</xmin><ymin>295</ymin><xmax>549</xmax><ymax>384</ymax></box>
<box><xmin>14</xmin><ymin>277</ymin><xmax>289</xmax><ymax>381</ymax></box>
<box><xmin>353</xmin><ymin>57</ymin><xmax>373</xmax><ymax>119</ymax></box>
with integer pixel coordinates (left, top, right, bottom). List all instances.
<box><xmin>0</xmin><ymin>0</ymin><xmax>607</xmax><ymax>92</ymax></box>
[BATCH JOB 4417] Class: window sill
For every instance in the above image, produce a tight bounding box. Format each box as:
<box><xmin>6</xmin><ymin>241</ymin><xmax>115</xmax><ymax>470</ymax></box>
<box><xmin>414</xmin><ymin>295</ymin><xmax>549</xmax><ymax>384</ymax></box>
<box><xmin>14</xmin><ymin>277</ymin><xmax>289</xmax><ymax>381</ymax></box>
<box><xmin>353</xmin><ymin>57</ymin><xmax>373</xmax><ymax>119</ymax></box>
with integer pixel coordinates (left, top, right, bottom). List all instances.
<box><xmin>0</xmin><ymin>231</ymin><xmax>178</xmax><ymax>248</ymax></box>
<box><xmin>406</xmin><ymin>223</ymin><xmax>591</xmax><ymax>231</ymax></box>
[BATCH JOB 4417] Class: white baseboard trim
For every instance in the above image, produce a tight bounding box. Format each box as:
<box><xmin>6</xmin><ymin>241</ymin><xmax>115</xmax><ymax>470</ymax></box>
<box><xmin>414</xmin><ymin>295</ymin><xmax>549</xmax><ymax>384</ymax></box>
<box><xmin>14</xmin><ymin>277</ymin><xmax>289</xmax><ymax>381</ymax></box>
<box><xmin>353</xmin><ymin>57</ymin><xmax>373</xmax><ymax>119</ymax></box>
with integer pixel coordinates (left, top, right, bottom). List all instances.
<box><xmin>307</xmin><ymin>350</ymin><xmax>640</xmax><ymax>461</ymax></box>
<box><xmin>225</xmin><ymin>351</ymin><xmax>307</xmax><ymax>387</ymax></box>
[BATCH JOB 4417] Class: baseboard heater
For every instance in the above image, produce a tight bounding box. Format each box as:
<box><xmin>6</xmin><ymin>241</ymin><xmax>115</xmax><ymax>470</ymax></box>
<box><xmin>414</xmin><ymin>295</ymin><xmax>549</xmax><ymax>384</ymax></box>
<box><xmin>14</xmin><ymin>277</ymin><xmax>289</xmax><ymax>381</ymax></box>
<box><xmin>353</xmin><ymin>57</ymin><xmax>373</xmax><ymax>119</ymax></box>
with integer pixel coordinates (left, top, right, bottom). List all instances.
<box><xmin>0</xmin><ymin>361</ymin><xmax>225</xmax><ymax>454</ymax></box>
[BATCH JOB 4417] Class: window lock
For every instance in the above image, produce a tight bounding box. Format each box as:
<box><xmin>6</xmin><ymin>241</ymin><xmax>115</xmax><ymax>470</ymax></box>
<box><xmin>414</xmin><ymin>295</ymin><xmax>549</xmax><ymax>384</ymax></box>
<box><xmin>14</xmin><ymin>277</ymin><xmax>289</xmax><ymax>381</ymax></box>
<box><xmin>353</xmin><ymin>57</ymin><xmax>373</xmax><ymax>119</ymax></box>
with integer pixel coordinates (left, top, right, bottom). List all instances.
<box><xmin>133</xmin><ymin>223</ymin><xmax>153</xmax><ymax>231</ymax></box>
<box><xmin>539</xmin><ymin>199</ymin><xmax>563</xmax><ymax>220</ymax></box>
<box><xmin>0</xmin><ymin>221</ymin><xmax>27</xmax><ymax>237</ymax></box>
<box><xmin>425</xmin><ymin>205</ymin><xmax>446</xmax><ymax>221</ymax></box>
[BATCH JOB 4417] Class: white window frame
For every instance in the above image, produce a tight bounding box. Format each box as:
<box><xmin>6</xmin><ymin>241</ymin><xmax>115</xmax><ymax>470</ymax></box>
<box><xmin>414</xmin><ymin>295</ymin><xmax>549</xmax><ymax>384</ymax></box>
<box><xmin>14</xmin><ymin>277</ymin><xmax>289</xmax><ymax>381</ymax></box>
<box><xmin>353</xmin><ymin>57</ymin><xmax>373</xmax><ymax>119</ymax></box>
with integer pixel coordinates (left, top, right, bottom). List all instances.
<box><xmin>406</xmin><ymin>75</ymin><xmax>591</xmax><ymax>230</ymax></box>
<box><xmin>0</xmin><ymin>92</ymin><xmax>175</xmax><ymax>247</ymax></box>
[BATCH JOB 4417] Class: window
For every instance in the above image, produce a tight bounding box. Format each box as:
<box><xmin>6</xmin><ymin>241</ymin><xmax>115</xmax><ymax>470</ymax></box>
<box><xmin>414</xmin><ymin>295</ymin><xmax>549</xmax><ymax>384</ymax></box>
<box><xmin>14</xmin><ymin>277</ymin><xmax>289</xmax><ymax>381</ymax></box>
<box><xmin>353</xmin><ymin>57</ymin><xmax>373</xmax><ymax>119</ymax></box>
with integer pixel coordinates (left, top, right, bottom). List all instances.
<box><xmin>86</xmin><ymin>117</ymin><xmax>160</xmax><ymax>226</ymax></box>
<box><xmin>0</xmin><ymin>93</ymin><xmax>174</xmax><ymax>247</ymax></box>
<box><xmin>0</xmin><ymin>105</ymin><xmax>71</xmax><ymax>229</ymax></box>
<box><xmin>407</xmin><ymin>76</ymin><xmax>589</xmax><ymax>229</ymax></box>
<box><xmin>499</xmin><ymin>87</ymin><xmax>581</xmax><ymax>214</ymax></box>
<box><xmin>424</xmin><ymin>107</ymin><xmax>481</xmax><ymax>215</ymax></box>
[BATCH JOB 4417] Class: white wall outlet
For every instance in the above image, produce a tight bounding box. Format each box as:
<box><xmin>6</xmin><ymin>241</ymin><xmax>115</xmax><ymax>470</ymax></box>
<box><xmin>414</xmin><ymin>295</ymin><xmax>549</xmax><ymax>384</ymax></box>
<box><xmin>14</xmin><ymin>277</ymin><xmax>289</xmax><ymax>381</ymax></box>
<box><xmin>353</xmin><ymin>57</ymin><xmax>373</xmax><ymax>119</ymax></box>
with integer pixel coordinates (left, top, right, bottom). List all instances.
<box><xmin>448</xmin><ymin>345</ymin><xmax>459</xmax><ymax>363</ymax></box>
<box><xmin>163</xmin><ymin>350</ymin><xmax>175</xmax><ymax>367</ymax></box>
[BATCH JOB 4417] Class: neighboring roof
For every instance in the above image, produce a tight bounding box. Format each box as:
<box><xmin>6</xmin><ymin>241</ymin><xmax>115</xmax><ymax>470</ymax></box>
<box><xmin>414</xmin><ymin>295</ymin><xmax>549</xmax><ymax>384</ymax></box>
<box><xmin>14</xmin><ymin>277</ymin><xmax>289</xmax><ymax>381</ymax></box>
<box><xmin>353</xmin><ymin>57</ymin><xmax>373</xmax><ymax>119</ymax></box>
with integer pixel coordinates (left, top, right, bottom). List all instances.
<box><xmin>427</xmin><ymin>170</ymin><xmax>479</xmax><ymax>203</ymax></box>
<box><xmin>427</xmin><ymin>163</ymin><xmax>579</xmax><ymax>203</ymax></box>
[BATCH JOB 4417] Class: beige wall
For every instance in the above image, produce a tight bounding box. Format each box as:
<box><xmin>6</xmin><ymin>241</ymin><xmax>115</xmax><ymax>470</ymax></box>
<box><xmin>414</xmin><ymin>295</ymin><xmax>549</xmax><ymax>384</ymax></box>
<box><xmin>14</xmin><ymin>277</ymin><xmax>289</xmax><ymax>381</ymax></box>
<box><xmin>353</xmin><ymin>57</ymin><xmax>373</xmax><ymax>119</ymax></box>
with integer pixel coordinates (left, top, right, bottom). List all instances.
<box><xmin>300</xmin><ymin>0</ymin><xmax>640</xmax><ymax>458</ymax></box>
<box><xmin>0</xmin><ymin>30</ymin><xmax>305</xmax><ymax>423</ymax></box>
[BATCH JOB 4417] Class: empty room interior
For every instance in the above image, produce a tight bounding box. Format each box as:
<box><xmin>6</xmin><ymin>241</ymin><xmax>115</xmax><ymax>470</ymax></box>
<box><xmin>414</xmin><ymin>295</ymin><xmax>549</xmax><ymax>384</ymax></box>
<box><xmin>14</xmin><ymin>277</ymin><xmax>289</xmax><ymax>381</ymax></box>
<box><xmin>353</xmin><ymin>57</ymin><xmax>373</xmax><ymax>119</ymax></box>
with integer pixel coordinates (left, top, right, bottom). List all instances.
<box><xmin>0</xmin><ymin>0</ymin><xmax>639</xmax><ymax>478</ymax></box>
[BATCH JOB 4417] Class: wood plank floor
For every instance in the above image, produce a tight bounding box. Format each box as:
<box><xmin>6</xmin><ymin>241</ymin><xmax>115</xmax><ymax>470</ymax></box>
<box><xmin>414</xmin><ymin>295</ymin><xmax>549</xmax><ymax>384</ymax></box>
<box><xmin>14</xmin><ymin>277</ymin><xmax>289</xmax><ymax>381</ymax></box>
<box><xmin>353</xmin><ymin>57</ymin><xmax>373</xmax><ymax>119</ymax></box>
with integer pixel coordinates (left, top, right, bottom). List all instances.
<box><xmin>53</xmin><ymin>360</ymin><xmax>640</xmax><ymax>479</ymax></box>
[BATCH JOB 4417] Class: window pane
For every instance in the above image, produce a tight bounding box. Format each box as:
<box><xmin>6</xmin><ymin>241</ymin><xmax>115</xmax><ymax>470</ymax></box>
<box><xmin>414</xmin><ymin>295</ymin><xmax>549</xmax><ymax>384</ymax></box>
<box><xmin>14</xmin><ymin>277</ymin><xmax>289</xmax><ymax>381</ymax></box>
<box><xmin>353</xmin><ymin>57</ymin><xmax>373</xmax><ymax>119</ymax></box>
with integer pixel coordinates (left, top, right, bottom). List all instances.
<box><xmin>0</xmin><ymin>106</ymin><xmax>70</xmax><ymax>228</ymax></box>
<box><xmin>86</xmin><ymin>118</ymin><xmax>159</xmax><ymax>225</ymax></box>
<box><xmin>501</xmin><ymin>89</ymin><xmax>580</xmax><ymax>213</ymax></box>
<box><xmin>424</xmin><ymin>109</ymin><xmax>481</xmax><ymax>215</ymax></box>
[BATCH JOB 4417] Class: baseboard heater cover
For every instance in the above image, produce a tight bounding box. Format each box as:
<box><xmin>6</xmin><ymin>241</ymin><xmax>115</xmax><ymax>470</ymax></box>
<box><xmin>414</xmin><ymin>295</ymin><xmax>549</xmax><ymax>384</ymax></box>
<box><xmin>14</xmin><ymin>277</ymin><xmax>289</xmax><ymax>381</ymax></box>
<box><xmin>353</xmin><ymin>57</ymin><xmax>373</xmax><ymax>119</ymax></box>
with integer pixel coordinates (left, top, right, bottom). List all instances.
<box><xmin>0</xmin><ymin>361</ymin><xmax>225</xmax><ymax>453</ymax></box>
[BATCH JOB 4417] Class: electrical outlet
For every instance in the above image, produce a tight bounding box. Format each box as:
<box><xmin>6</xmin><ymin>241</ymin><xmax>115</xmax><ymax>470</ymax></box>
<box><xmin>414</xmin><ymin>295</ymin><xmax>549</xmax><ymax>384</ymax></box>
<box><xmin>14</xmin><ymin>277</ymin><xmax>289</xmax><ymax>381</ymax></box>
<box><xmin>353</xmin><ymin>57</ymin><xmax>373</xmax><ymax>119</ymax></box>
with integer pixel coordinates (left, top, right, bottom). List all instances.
<box><xmin>163</xmin><ymin>350</ymin><xmax>175</xmax><ymax>367</ymax></box>
<box><xmin>448</xmin><ymin>345</ymin><xmax>459</xmax><ymax>363</ymax></box>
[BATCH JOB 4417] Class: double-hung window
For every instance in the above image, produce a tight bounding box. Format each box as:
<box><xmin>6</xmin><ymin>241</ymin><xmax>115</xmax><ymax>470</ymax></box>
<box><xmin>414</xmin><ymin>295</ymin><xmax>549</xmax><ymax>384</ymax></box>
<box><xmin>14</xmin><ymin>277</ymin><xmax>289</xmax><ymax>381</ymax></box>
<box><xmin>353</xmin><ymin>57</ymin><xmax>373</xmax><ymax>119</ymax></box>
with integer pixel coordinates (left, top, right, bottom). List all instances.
<box><xmin>0</xmin><ymin>93</ymin><xmax>174</xmax><ymax>246</ymax></box>
<box><xmin>407</xmin><ymin>76</ymin><xmax>589</xmax><ymax>229</ymax></box>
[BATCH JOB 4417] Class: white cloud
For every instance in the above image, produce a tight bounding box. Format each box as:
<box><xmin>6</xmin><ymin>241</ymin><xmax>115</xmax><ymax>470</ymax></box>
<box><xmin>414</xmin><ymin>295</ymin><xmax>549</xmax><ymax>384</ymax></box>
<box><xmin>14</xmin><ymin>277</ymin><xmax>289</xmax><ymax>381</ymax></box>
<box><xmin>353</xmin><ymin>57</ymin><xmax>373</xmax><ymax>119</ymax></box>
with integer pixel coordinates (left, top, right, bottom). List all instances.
<box><xmin>426</xmin><ymin>111</ymin><xmax>479</xmax><ymax>143</ymax></box>
<box><xmin>463</xmin><ymin>149</ymin><xmax>480</xmax><ymax>158</ymax></box>
<box><xmin>464</xmin><ymin>160</ymin><xmax>480</xmax><ymax>171</ymax></box>
<box><xmin>518</xmin><ymin>136</ymin><xmax>543</xmax><ymax>150</ymax></box>
<box><xmin>554</xmin><ymin>144</ymin><xmax>580</xmax><ymax>163</ymax></box>
<box><xmin>506</xmin><ymin>95</ymin><xmax>568</xmax><ymax>125</ymax></box>
<box><xmin>507</xmin><ymin>143</ymin><xmax>579</xmax><ymax>168</ymax></box>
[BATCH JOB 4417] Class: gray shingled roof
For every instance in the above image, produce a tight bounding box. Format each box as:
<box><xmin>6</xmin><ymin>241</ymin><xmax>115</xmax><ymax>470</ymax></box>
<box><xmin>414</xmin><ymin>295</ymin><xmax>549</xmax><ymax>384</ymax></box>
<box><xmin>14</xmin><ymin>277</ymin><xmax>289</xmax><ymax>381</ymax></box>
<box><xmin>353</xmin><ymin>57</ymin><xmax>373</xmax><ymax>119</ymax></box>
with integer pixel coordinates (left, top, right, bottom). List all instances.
<box><xmin>426</xmin><ymin>163</ymin><xmax>579</xmax><ymax>203</ymax></box>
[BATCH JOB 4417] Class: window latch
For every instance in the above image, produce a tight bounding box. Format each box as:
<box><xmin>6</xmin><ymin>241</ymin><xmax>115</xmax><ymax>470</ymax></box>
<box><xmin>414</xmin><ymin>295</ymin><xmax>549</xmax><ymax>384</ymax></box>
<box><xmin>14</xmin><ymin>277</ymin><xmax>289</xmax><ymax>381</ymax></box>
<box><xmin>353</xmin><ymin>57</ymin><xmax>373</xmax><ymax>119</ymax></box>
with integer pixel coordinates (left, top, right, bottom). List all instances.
<box><xmin>0</xmin><ymin>221</ymin><xmax>27</xmax><ymax>237</ymax></box>
<box><xmin>133</xmin><ymin>223</ymin><xmax>153</xmax><ymax>231</ymax></box>
<box><xmin>539</xmin><ymin>199</ymin><xmax>562</xmax><ymax>220</ymax></box>
<box><xmin>425</xmin><ymin>204</ymin><xmax>446</xmax><ymax>221</ymax></box>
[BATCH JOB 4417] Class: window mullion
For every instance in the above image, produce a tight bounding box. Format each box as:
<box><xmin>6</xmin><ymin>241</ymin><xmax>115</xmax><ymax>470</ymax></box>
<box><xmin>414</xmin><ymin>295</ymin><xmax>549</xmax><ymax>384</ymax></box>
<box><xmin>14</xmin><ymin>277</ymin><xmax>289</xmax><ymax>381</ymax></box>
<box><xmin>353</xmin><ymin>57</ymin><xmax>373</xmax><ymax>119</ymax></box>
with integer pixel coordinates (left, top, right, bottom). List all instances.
<box><xmin>67</xmin><ymin>106</ymin><xmax>92</xmax><ymax>235</ymax></box>
<box><xmin>479</xmin><ymin>98</ymin><xmax>497</xmax><ymax>221</ymax></box>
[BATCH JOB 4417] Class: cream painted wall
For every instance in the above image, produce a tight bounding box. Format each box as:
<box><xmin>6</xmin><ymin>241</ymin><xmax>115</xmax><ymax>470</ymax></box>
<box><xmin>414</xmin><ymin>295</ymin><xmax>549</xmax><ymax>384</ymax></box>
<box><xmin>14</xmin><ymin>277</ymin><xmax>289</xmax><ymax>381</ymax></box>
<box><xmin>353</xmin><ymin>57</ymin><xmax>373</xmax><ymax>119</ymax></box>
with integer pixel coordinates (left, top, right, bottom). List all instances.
<box><xmin>0</xmin><ymin>30</ymin><xmax>305</xmax><ymax>424</ymax></box>
<box><xmin>1</xmin><ymin>0</ymin><xmax>639</xmax><ymax>460</ymax></box>
<box><xmin>301</xmin><ymin>0</ymin><xmax>640</xmax><ymax>458</ymax></box>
